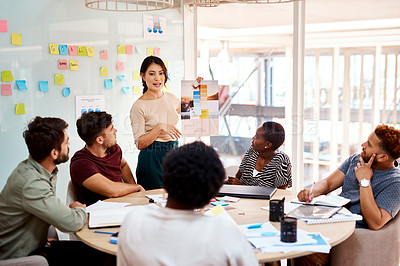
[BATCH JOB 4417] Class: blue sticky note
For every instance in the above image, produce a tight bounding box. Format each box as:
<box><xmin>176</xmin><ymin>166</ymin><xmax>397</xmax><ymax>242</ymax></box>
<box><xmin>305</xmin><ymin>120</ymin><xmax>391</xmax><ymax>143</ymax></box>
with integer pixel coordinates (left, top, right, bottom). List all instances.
<box><xmin>121</xmin><ymin>87</ymin><xmax>130</xmax><ymax>94</ymax></box>
<box><xmin>62</xmin><ymin>87</ymin><xmax>70</xmax><ymax>97</ymax></box>
<box><xmin>247</xmin><ymin>223</ymin><xmax>263</xmax><ymax>229</ymax></box>
<box><xmin>38</xmin><ymin>81</ymin><xmax>48</xmax><ymax>92</ymax></box>
<box><xmin>59</xmin><ymin>45</ymin><xmax>68</xmax><ymax>55</ymax></box>
<box><xmin>261</xmin><ymin>232</ymin><xmax>277</xmax><ymax>237</ymax></box>
<box><xmin>211</xmin><ymin>201</ymin><xmax>228</xmax><ymax>206</ymax></box>
<box><xmin>16</xmin><ymin>80</ymin><xmax>28</xmax><ymax>90</ymax></box>
<box><xmin>117</xmin><ymin>75</ymin><xmax>127</xmax><ymax>81</ymax></box>
<box><xmin>104</xmin><ymin>79</ymin><xmax>113</xmax><ymax>89</ymax></box>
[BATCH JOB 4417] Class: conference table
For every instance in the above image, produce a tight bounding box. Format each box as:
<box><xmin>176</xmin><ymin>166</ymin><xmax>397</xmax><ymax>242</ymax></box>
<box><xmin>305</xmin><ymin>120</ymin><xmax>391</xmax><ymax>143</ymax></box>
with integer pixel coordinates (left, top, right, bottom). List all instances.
<box><xmin>75</xmin><ymin>188</ymin><xmax>355</xmax><ymax>263</ymax></box>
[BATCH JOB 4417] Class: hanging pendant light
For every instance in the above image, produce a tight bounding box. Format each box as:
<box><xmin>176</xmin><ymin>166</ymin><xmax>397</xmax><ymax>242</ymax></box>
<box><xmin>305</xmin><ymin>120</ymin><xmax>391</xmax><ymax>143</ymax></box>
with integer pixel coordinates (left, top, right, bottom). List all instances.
<box><xmin>85</xmin><ymin>0</ymin><xmax>173</xmax><ymax>12</ymax></box>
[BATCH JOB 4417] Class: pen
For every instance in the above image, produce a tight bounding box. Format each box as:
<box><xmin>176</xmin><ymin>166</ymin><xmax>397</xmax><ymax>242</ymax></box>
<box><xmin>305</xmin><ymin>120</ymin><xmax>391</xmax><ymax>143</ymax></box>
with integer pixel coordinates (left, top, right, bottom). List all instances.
<box><xmin>94</xmin><ymin>230</ymin><xmax>114</xmax><ymax>234</ymax></box>
<box><xmin>309</xmin><ymin>182</ymin><xmax>315</xmax><ymax>198</ymax></box>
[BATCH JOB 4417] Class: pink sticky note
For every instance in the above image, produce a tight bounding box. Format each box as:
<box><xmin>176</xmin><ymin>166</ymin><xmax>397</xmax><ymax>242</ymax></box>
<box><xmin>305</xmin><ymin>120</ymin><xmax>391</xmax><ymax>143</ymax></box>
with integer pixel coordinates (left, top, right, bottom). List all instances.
<box><xmin>68</xmin><ymin>45</ymin><xmax>77</xmax><ymax>56</ymax></box>
<box><xmin>58</xmin><ymin>59</ymin><xmax>68</xmax><ymax>70</ymax></box>
<box><xmin>125</xmin><ymin>45</ymin><xmax>133</xmax><ymax>55</ymax></box>
<box><xmin>153</xmin><ymin>48</ymin><xmax>160</xmax><ymax>57</ymax></box>
<box><xmin>0</xmin><ymin>20</ymin><xmax>7</xmax><ymax>32</ymax></box>
<box><xmin>1</xmin><ymin>84</ymin><xmax>12</xmax><ymax>96</ymax></box>
<box><xmin>100</xmin><ymin>50</ymin><xmax>108</xmax><ymax>60</ymax></box>
<box><xmin>116</xmin><ymin>62</ymin><xmax>124</xmax><ymax>71</ymax></box>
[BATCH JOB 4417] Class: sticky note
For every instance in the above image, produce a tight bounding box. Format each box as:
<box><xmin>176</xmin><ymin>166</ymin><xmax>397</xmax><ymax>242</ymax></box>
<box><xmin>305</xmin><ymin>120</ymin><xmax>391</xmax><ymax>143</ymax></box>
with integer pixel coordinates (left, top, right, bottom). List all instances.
<box><xmin>164</xmin><ymin>83</ymin><xmax>170</xmax><ymax>92</ymax></box>
<box><xmin>125</xmin><ymin>45</ymin><xmax>133</xmax><ymax>55</ymax></box>
<box><xmin>211</xmin><ymin>201</ymin><xmax>228</xmax><ymax>206</ymax></box>
<box><xmin>87</xmin><ymin>47</ymin><xmax>95</xmax><ymax>57</ymax></box>
<box><xmin>117</xmin><ymin>75</ymin><xmax>127</xmax><ymax>81</ymax></box>
<box><xmin>55</xmin><ymin>74</ymin><xmax>64</xmax><ymax>85</ymax></box>
<box><xmin>38</xmin><ymin>81</ymin><xmax>48</xmax><ymax>92</ymax></box>
<box><xmin>49</xmin><ymin>43</ymin><xmax>59</xmax><ymax>54</ymax></box>
<box><xmin>116</xmin><ymin>62</ymin><xmax>124</xmax><ymax>71</ymax></box>
<box><xmin>133</xmin><ymin>86</ymin><xmax>140</xmax><ymax>95</ymax></box>
<box><xmin>68</xmin><ymin>45</ymin><xmax>77</xmax><ymax>56</ymax></box>
<box><xmin>209</xmin><ymin>205</ymin><xmax>224</xmax><ymax>216</ymax></box>
<box><xmin>104</xmin><ymin>79</ymin><xmax>112</xmax><ymax>89</ymax></box>
<box><xmin>117</xmin><ymin>45</ymin><xmax>125</xmax><ymax>54</ymax></box>
<box><xmin>200</xmin><ymin>109</ymin><xmax>209</xmax><ymax>119</ymax></box>
<box><xmin>58</xmin><ymin>45</ymin><xmax>68</xmax><ymax>55</ymax></box>
<box><xmin>0</xmin><ymin>20</ymin><xmax>8</xmax><ymax>32</ymax></box>
<box><xmin>58</xmin><ymin>59</ymin><xmax>68</xmax><ymax>70</ymax></box>
<box><xmin>153</xmin><ymin>47</ymin><xmax>160</xmax><ymax>57</ymax></box>
<box><xmin>164</xmin><ymin>61</ymin><xmax>168</xmax><ymax>69</ymax></box>
<box><xmin>100</xmin><ymin>67</ymin><xmax>108</xmax><ymax>77</ymax></box>
<box><xmin>70</xmin><ymin>60</ymin><xmax>79</xmax><ymax>71</ymax></box>
<box><xmin>121</xmin><ymin>87</ymin><xmax>131</xmax><ymax>94</ymax></box>
<box><xmin>147</xmin><ymin>48</ymin><xmax>153</xmax><ymax>56</ymax></box>
<box><xmin>77</xmin><ymin>46</ymin><xmax>87</xmax><ymax>56</ymax></box>
<box><xmin>1</xmin><ymin>71</ymin><xmax>13</xmax><ymax>82</ymax></box>
<box><xmin>15</xmin><ymin>103</ymin><xmax>25</xmax><ymax>115</ymax></box>
<box><xmin>1</xmin><ymin>84</ymin><xmax>12</xmax><ymax>96</ymax></box>
<box><xmin>133</xmin><ymin>71</ymin><xmax>140</xmax><ymax>80</ymax></box>
<box><xmin>62</xmin><ymin>87</ymin><xmax>70</xmax><ymax>97</ymax></box>
<box><xmin>16</xmin><ymin>80</ymin><xmax>28</xmax><ymax>91</ymax></box>
<box><xmin>134</xmin><ymin>45</ymin><xmax>139</xmax><ymax>54</ymax></box>
<box><xmin>11</xmin><ymin>33</ymin><xmax>21</xmax><ymax>46</ymax></box>
<box><xmin>100</xmin><ymin>50</ymin><xmax>108</xmax><ymax>60</ymax></box>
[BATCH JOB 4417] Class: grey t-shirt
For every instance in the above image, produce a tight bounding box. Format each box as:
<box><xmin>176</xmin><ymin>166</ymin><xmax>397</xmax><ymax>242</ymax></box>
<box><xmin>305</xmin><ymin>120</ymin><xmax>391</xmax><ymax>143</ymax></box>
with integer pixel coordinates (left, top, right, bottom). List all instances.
<box><xmin>339</xmin><ymin>153</ymin><xmax>400</xmax><ymax>228</ymax></box>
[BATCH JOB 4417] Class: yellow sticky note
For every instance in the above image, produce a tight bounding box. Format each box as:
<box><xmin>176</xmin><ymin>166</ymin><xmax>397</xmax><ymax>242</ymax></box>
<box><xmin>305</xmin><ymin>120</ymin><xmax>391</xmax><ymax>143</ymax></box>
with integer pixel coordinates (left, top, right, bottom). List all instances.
<box><xmin>15</xmin><ymin>103</ymin><xmax>25</xmax><ymax>115</ymax></box>
<box><xmin>49</xmin><ymin>43</ymin><xmax>59</xmax><ymax>55</ymax></box>
<box><xmin>100</xmin><ymin>67</ymin><xmax>108</xmax><ymax>77</ymax></box>
<box><xmin>55</xmin><ymin>74</ymin><xmax>64</xmax><ymax>85</ymax></box>
<box><xmin>164</xmin><ymin>84</ymin><xmax>170</xmax><ymax>92</ymax></box>
<box><xmin>133</xmin><ymin>86</ymin><xmax>140</xmax><ymax>95</ymax></box>
<box><xmin>117</xmin><ymin>45</ymin><xmax>125</xmax><ymax>54</ymax></box>
<box><xmin>77</xmin><ymin>46</ymin><xmax>87</xmax><ymax>56</ymax></box>
<box><xmin>147</xmin><ymin>48</ymin><xmax>154</xmax><ymax>56</ymax></box>
<box><xmin>210</xmin><ymin>205</ymin><xmax>224</xmax><ymax>216</ymax></box>
<box><xmin>11</xmin><ymin>33</ymin><xmax>21</xmax><ymax>46</ymax></box>
<box><xmin>164</xmin><ymin>61</ymin><xmax>168</xmax><ymax>69</ymax></box>
<box><xmin>133</xmin><ymin>71</ymin><xmax>140</xmax><ymax>80</ymax></box>
<box><xmin>1</xmin><ymin>71</ymin><xmax>13</xmax><ymax>82</ymax></box>
<box><xmin>70</xmin><ymin>60</ymin><xmax>79</xmax><ymax>71</ymax></box>
<box><xmin>200</xmin><ymin>109</ymin><xmax>209</xmax><ymax>119</ymax></box>
<box><xmin>87</xmin><ymin>47</ymin><xmax>95</xmax><ymax>57</ymax></box>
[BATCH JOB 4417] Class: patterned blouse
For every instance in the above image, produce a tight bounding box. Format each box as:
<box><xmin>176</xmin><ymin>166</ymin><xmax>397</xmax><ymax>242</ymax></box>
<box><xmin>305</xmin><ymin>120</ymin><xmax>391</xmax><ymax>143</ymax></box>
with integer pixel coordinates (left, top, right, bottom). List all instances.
<box><xmin>238</xmin><ymin>147</ymin><xmax>292</xmax><ymax>188</ymax></box>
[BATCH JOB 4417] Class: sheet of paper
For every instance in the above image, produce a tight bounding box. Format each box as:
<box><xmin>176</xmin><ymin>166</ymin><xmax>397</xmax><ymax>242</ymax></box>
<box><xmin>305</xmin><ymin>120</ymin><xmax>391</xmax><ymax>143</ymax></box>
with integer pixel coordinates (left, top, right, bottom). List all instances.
<box><xmin>15</xmin><ymin>80</ymin><xmax>28</xmax><ymax>90</ymax></box>
<box><xmin>1</xmin><ymin>71</ymin><xmax>13</xmax><ymax>82</ymax></box>
<box><xmin>11</xmin><ymin>33</ymin><xmax>21</xmax><ymax>45</ymax></box>
<box><xmin>58</xmin><ymin>45</ymin><xmax>68</xmax><ymax>55</ymax></box>
<box><xmin>38</xmin><ymin>81</ymin><xmax>48</xmax><ymax>92</ymax></box>
<box><xmin>75</xmin><ymin>95</ymin><xmax>105</xmax><ymax>119</ymax></box>
<box><xmin>1</xmin><ymin>84</ymin><xmax>12</xmax><ymax>96</ymax></box>
<box><xmin>86</xmin><ymin>200</ymin><xmax>131</xmax><ymax>213</ymax></box>
<box><xmin>15</xmin><ymin>103</ymin><xmax>25</xmax><ymax>115</ymax></box>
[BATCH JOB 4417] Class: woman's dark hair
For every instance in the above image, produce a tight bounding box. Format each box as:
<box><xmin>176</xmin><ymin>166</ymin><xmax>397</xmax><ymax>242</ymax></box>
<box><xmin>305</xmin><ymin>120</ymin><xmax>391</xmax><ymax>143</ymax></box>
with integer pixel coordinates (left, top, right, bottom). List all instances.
<box><xmin>140</xmin><ymin>56</ymin><xmax>168</xmax><ymax>94</ymax></box>
<box><xmin>76</xmin><ymin>111</ymin><xmax>112</xmax><ymax>146</ymax></box>
<box><xmin>23</xmin><ymin>117</ymin><xmax>68</xmax><ymax>161</ymax></box>
<box><xmin>162</xmin><ymin>141</ymin><xmax>225</xmax><ymax>209</ymax></box>
<box><xmin>262</xmin><ymin>121</ymin><xmax>285</xmax><ymax>150</ymax></box>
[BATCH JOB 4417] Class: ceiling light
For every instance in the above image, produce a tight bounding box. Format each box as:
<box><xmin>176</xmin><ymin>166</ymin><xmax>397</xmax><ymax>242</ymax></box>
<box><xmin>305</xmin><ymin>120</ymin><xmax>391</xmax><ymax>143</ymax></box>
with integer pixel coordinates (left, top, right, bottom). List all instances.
<box><xmin>85</xmin><ymin>0</ymin><xmax>173</xmax><ymax>12</ymax></box>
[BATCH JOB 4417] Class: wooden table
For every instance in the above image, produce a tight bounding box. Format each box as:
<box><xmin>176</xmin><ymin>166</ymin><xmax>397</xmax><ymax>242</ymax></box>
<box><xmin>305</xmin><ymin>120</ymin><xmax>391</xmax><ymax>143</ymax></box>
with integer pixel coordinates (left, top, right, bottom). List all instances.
<box><xmin>75</xmin><ymin>189</ymin><xmax>355</xmax><ymax>263</ymax></box>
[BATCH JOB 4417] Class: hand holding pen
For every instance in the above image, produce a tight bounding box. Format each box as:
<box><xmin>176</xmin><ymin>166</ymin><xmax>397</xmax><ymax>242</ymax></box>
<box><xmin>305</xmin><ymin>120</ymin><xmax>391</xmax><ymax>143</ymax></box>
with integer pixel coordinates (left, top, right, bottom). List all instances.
<box><xmin>297</xmin><ymin>182</ymin><xmax>315</xmax><ymax>203</ymax></box>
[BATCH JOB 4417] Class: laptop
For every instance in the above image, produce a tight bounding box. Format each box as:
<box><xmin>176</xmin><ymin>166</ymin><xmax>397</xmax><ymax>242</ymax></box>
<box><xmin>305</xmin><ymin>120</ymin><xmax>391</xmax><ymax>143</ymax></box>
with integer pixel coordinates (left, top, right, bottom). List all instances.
<box><xmin>217</xmin><ymin>184</ymin><xmax>277</xmax><ymax>199</ymax></box>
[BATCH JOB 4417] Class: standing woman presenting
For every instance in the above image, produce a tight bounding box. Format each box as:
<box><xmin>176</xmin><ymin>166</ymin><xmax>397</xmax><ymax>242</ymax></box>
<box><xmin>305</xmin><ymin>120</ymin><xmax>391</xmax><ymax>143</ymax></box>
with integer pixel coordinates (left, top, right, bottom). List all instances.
<box><xmin>130</xmin><ymin>56</ymin><xmax>181</xmax><ymax>190</ymax></box>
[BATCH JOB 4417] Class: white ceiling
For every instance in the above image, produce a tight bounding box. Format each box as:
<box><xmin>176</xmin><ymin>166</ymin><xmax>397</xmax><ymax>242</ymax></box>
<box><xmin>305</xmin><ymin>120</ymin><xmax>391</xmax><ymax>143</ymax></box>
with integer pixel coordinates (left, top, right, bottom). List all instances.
<box><xmin>196</xmin><ymin>0</ymin><xmax>400</xmax><ymax>54</ymax></box>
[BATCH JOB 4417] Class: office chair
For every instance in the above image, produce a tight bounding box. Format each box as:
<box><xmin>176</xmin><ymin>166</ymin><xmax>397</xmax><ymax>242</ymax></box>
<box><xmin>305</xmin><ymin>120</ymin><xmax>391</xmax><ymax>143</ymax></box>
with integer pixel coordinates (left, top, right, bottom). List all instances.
<box><xmin>330</xmin><ymin>213</ymin><xmax>400</xmax><ymax>266</ymax></box>
<box><xmin>0</xmin><ymin>255</ymin><xmax>48</xmax><ymax>266</ymax></box>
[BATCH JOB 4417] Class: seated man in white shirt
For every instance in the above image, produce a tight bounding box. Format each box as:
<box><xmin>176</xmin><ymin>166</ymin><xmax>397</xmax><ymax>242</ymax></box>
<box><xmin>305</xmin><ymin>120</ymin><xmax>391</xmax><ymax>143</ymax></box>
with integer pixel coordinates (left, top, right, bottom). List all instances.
<box><xmin>117</xmin><ymin>141</ymin><xmax>258</xmax><ymax>266</ymax></box>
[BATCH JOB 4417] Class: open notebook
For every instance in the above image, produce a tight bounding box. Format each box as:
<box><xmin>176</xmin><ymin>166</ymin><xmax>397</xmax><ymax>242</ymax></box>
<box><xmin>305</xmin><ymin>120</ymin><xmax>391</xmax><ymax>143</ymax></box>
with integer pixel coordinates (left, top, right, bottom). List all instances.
<box><xmin>89</xmin><ymin>207</ymin><xmax>134</xmax><ymax>228</ymax></box>
<box><xmin>291</xmin><ymin>194</ymin><xmax>350</xmax><ymax>207</ymax></box>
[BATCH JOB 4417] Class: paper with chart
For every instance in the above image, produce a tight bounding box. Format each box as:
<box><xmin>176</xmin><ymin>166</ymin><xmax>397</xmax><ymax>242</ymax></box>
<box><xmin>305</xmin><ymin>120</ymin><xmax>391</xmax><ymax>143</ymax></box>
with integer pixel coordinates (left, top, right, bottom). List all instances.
<box><xmin>181</xmin><ymin>80</ymin><xmax>219</xmax><ymax>137</ymax></box>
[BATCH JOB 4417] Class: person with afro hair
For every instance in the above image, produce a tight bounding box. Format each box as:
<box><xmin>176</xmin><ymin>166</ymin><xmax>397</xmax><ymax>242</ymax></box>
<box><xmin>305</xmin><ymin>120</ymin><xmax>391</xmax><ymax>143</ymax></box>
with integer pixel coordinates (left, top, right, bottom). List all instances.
<box><xmin>117</xmin><ymin>141</ymin><xmax>258</xmax><ymax>266</ymax></box>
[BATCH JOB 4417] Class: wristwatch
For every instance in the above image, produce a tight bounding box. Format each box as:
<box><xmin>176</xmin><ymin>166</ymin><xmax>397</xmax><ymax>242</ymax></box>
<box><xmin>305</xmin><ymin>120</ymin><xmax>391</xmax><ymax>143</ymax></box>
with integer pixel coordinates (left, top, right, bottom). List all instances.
<box><xmin>360</xmin><ymin>178</ymin><xmax>371</xmax><ymax>187</ymax></box>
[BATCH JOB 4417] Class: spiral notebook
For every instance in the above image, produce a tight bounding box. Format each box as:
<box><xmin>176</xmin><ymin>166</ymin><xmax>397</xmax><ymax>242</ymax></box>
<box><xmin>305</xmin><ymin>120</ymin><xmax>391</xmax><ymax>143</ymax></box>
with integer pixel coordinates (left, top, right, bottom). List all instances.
<box><xmin>303</xmin><ymin>210</ymin><xmax>363</xmax><ymax>225</ymax></box>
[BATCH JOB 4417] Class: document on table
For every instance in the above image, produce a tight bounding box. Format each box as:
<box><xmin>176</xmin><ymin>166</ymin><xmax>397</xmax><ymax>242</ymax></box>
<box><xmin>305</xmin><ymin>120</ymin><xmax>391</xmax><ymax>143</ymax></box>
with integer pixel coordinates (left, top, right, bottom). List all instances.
<box><xmin>89</xmin><ymin>206</ymin><xmax>135</xmax><ymax>228</ymax></box>
<box><xmin>86</xmin><ymin>200</ymin><xmax>131</xmax><ymax>213</ymax></box>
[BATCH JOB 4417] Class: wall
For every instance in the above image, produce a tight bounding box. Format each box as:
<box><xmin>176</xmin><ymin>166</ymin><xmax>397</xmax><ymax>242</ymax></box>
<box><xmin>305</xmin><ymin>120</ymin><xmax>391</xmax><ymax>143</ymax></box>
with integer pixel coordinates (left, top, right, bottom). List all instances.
<box><xmin>0</xmin><ymin>0</ymin><xmax>184</xmax><ymax>201</ymax></box>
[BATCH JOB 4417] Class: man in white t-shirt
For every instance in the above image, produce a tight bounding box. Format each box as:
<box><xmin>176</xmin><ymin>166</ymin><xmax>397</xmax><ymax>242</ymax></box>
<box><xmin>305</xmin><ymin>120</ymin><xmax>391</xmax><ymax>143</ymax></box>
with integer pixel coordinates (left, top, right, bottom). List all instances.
<box><xmin>117</xmin><ymin>141</ymin><xmax>258</xmax><ymax>266</ymax></box>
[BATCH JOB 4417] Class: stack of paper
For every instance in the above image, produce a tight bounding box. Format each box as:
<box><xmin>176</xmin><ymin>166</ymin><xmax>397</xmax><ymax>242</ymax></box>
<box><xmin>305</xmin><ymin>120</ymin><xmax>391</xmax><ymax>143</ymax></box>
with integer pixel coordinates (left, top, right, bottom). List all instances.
<box><xmin>86</xmin><ymin>200</ymin><xmax>131</xmax><ymax>213</ymax></box>
<box><xmin>238</xmin><ymin>222</ymin><xmax>331</xmax><ymax>254</ymax></box>
<box><xmin>89</xmin><ymin>206</ymin><xmax>134</xmax><ymax>228</ymax></box>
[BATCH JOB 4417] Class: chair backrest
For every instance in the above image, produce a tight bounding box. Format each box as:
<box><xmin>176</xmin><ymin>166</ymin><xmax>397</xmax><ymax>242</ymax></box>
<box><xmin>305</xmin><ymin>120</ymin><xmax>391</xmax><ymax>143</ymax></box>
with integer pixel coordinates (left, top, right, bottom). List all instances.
<box><xmin>330</xmin><ymin>213</ymin><xmax>400</xmax><ymax>266</ymax></box>
<box><xmin>66</xmin><ymin>180</ymin><xmax>78</xmax><ymax>205</ymax></box>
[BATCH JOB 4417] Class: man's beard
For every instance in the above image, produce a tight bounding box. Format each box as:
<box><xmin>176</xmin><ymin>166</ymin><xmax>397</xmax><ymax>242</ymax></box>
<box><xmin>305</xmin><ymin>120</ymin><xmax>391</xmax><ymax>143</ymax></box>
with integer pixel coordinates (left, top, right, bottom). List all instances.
<box><xmin>54</xmin><ymin>149</ymin><xmax>69</xmax><ymax>165</ymax></box>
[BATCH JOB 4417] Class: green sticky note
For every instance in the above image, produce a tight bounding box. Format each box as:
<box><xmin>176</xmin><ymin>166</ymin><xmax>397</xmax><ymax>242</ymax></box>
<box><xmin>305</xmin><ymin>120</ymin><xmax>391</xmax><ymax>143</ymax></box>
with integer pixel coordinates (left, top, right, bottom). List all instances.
<box><xmin>1</xmin><ymin>71</ymin><xmax>13</xmax><ymax>82</ymax></box>
<box><xmin>16</xmin><ymin>103</ymin><xmax>25</xmax><ymax>115</ymax></box>
<box><xmin>77</xmin><ymin>46</ymin><xmax>88</xmax><ymax>56</ymax></box>
<box><xmin>117</xmin><ymin>45</ymin><xmax>125</xmax><ymax>54</ymax></box>
<box><xmin>55</xmin><ymin>74</ymin><xmax>64</xmax><ymax>85</ymax></box>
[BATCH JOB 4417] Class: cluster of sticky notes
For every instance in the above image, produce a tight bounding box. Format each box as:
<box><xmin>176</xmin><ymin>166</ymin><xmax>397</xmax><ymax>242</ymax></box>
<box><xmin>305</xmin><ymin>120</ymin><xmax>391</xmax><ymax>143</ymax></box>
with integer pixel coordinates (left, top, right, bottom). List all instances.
<box><xmin>147</xmin><ymin>47</ymin><xmax>160</xmax><ymax>57</ymax></box>
<box><xmin>117</xmin><ymin>44</ymin><xmax>138</xmax><ymax>55</ymax></box>
<box><xmin>1</xmin><ymin>20</ymin><xmax>21</xmax><ymax>46</ymax></box>
<box><xmin>49</xmin><ymin>43</ymin><xmax>95</xmax><ymax>57</ymax></box>
<box><xmin>56</xmin><ymin>59</ymin><xmax>79</xmax><ymax>71</ymax></box>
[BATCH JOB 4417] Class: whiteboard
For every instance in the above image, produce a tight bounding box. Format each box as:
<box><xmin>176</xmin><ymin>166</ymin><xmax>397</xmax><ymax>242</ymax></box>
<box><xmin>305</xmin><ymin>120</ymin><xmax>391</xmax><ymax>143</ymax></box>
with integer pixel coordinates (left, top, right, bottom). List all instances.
<box><xmin>0</xmin><ymin>0</ymin><xmax>184</xmax><ymax>201</ymax></box>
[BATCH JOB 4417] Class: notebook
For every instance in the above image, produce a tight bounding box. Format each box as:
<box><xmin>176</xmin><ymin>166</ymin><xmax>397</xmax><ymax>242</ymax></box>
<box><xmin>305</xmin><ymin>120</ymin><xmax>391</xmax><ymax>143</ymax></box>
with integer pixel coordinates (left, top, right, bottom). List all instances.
<box><xmin>291</xmin><ymin>194</ymin><xmax>351</xmax><ymax>207</ymax></box>
<box><xmin>217</xmin><ymin>184</ymin><xmax>277</xmax><ymax>199</ymax></box>
<box><xmin>88</xmin><ymin>207</ymin><xmax>134</xmax><ymax>228</ymax></box>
